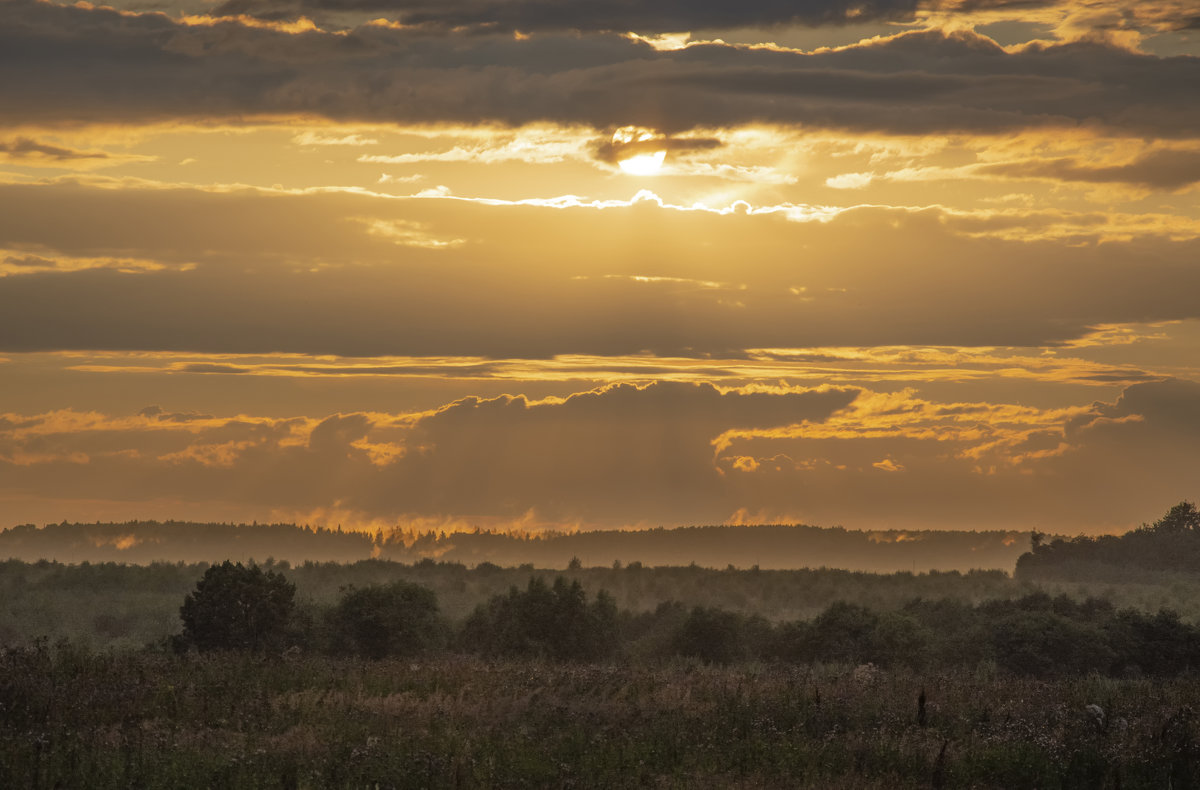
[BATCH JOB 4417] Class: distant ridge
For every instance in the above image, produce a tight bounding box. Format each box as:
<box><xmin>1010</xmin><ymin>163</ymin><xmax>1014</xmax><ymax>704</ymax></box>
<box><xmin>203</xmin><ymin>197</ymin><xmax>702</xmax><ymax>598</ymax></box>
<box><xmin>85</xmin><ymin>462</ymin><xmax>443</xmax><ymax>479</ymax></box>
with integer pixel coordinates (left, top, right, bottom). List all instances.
<box><xmin>0</xmin><ymin>520</ymin><xmax>1031</xmax><ymax>572</ymax></box>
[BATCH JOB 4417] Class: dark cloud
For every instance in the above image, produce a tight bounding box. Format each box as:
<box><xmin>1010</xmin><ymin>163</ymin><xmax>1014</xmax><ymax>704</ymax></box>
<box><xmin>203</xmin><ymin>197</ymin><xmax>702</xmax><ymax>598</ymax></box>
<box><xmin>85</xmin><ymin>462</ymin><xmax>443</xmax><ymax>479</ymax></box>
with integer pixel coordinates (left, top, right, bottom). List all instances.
<box><xmin>1077</xmin><ymin>372</ymin><xmax>1160</xmax><ymax>383</ymax></box>
<box><xmin>0</xmin><ymin>382</ymin><xmax>860</xmax><ymax>525</ymax></box>
<box><xmin>708</xmin><ymin>378</ymin><xmax>1200</xmax><ymax>531</ymax></box>
<box><xmin>179</xmin><ymin>363</ymin><xmax>252</xmax><ymax>374</ymax></box>
<box><xmin>1077</xmin><ymin>378</ymin><xmax>1200</xmax><ymax>439</ymax></box>
<box><xmin>211</xmin><ymin>0</ymin><xmax>924</xmax><ymax>32</ymax></box>
<box><xmin>1</xmin><ymin>254</ymin><xmax>59</xmax><ymax>269</ymax></box>
<box><xmin>307</xmin><ymin>412</ymin><xmax>372</xmax><ymax>454</ymax></box>
<box><xmin>591</xmin><ymin>132</ymin><xmax>723</xmax><ymax>165</ymax></box>
<box><xmin>0</xmin><ymin>137</ymin><xmax>109</xmax><ymax>161</ymax></box>
<box><xmin>2</xmin><ymin>2</ymin><xmax>1199</xmax><ymax>138</ymax></box>
<box><xmin>369</xmin><ymin>382</ymin><xmax>860</xmax><ymax>521</ymax></box>
<box><xmin>981</xmin><ymin>149</ymin><xmax>1200</xmax><ymax>191</ymax></box>
<box><xmin>3</xmin><ymin>379</ymin><xmax>1199</xmax><ymax>531</ymax></box>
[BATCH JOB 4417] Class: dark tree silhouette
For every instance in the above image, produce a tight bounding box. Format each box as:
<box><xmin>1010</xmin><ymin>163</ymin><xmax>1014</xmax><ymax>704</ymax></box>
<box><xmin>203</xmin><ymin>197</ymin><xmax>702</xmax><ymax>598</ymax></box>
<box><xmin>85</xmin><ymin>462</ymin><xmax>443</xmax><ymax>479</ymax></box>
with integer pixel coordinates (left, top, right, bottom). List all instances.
<box><xmin>812</xmin><ymin>601</ymin><xmax>880</xmax><ymax>663</ymax></box>
<box><xmin>329</xmin><ymin>581</ymin><xmax>445</xmax><ymax>659</ymax></box>
<box><xmin>1150</xmin><ymin>502</ymin><xmax>1200</xmax><ymax>534</ymax></box>
<box><xmin>460</xmin><ymin>576</ymin><xmax>618</xmax><ymax>661</ymax></box>
<box><xmin>177</xmin><ymin>561</ymin><xmax>295</xmax><ymax>653</ymax></box>
<box><xmin>673</xmin><ymin>606</ymin><xmax>766</xmax><ymax>664</ymax></box>
<box><xmin>1016</xmin><ymin>501</ymin><xmax>1200</xmax><ymax>580</ymax></box>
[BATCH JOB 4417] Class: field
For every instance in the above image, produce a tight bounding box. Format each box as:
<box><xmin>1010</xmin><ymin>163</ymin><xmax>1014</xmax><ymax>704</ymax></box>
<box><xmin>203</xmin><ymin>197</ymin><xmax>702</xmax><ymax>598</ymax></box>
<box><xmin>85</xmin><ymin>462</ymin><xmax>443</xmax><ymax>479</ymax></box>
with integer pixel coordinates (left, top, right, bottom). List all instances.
<box><xmin>5</xmin><ymin>643</ymin><xmax>1199</xmax><ymax>789</ymax></box>
<box><xmin>6</xmin><ymin>533</ymin><xmax>1200</xmax><ymax>788</ymax></box>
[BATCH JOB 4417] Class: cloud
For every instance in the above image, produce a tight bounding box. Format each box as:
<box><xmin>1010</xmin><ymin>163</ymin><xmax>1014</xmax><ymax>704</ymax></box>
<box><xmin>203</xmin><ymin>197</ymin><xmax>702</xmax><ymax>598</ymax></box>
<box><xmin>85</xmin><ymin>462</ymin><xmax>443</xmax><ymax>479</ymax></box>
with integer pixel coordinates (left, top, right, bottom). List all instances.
<box><xmin>211</xmin><ymin>0</ymin><xmax>926</xmax><ymax>32</ymax></box>
<box><xmin>293</xmin><ymin>130</ymin><xmax>378</xmax><ymax>146</ymax></box>
<box><xmin>1070</xmin><ymin>378</ymin><xmax>1200</xmax><ymax>442</ymax></box>
<box><xmin>979</xmin><ymin>148</ymin><xmax>1200</xmax><ymax>191</ymax></box>
<box><xmin>0</xmin><ymin>247</ymin><xmax>186</xmax><ymax>276</ymax></box>
<box><xmin>826</xmin><ymin>172</ymin><xmax>874</xmax><ymax>189</ymax></box>
<box><xmin>708</xmin><ymin>379</ymin><xmax>1200</xmax><ymax>530</ymax></box>
<box><xmin>361</xmin><ymin>218</ymin><xmax>465</xmax><ymax>248</ymax></box>
<box><xmin>3</xmin><ymin>3</ymin><xmax>1200</xmax><ymax>139</ymax></box>
<box><xmin>373</xmin><ymin>381</ymin><xmax>860</xmax><ymax>521</ymax></box>
<box><xmin>359</xmin><ymin>126</ymin><xmax>593</xmax><ymax>165</ymax></box>
<box><xmin>2</xmin><ymin>379</ymin><xmax>1199</xmax><ymax>532</ymax></box>
<box><xmin>1</xmin><ymin>180</ymin><xmax>1200</xmax><ymax>357</ymax></box>
<box><xmin>591</xmin><ymin>127</ymin><xmax>724</xmax><ymax>165</ymax></box>
<box><xmin>0</xmin><ymin>137</ymin><xmax>110</xmax><ymax>162</ymax></box>
<box><xmin>48</xmin><ymin>340</ymin><xmax>1167</xmax><ymax>392</ymax></box>
<box><xmin>825</xmin><ymin>147</ymin><xmax>1200</xmax><ymax>193</ymax></box>
<box><xmin>67</xmin><ymin>0</ymin><xmax>1200</xmax><ymax>43</ymax></box>
<box><xmin>0</xmin><ymin>382</ymin><xmax>859</xmax><ymax>526</ymax></box>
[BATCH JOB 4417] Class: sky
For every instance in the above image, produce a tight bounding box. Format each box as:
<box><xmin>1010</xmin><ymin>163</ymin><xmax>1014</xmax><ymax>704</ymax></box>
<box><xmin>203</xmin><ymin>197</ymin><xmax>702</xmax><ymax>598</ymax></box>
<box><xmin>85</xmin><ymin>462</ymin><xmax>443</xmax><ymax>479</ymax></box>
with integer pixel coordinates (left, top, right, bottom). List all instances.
<box><xmin>1</xmin><ymin>0</ymin><xmax>1199</xmax><ymax>535</ymax></box>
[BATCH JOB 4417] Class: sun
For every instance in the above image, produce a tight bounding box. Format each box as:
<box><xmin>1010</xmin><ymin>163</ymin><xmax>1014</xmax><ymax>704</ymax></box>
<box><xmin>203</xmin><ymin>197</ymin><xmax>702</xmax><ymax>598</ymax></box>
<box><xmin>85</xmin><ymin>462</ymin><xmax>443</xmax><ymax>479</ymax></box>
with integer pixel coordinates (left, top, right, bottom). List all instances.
<box><xmin>618</xmin><ymin>150</ymin><xmax>667</xmax><ymax>175</ymax></box>
<box><xmin>611</xmin><ymin>125</ymin><xmax>667</xmax><ymax>175</ymax></box>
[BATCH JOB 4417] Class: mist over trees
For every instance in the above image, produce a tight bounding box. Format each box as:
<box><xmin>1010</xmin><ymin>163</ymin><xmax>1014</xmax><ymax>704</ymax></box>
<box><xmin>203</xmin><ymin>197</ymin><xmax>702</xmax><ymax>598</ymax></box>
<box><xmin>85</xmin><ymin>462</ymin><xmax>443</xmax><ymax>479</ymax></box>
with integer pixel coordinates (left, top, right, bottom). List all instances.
<box><xmin>0</xmin><ymin>520</ymin><xmax>374</xmax><ymax>565</ymax></box>
<box><xmin>0</xmin><ymin>520</ymin><xmax>1030</xmax><ymax>572</ymax></box>
<box><xmin>460</xmin><ymin>577</ymin><xmax>619</xmax><ymax>661</ymax></box>
<box><xmin>160</xmin><ymin>561</ymin><xmax>1200</xmax><ymax>679</ymax></box>
<box><xmin>8</xmin><ymin>502</ymin><xmax>1200</xmax><ymax>788</ymax></box>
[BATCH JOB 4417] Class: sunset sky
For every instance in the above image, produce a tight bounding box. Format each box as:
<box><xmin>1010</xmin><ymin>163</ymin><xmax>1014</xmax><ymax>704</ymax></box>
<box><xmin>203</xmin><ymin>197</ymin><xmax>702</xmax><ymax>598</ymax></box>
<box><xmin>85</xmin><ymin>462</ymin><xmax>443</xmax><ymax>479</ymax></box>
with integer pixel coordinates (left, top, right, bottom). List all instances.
<box><xmin>1</xmin><ymin>0</ymin><xmax>1199</xmax><ymax>535</ymax></box>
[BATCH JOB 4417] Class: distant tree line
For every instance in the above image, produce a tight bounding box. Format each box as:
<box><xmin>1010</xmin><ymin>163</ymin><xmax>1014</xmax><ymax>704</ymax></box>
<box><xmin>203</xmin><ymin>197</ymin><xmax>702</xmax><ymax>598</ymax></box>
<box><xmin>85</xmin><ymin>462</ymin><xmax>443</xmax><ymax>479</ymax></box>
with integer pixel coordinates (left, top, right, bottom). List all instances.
<box><xmin>0</xmin><ymin>518</ymin><xmax>1029</xmax><ymax>572</ymax></box>
<box><xmin>0</xmin><ymin>556</ymin><xmax>1079</xmax><ymax>650</ymax></box>
<box><xmin>0</xmin><ymin>520</ymin><xmax>373</xmax><ymax>565</ymax></box>
<box><xmin>175</xmin><ymin>562</ymin><xmax>1200</xmax><ymax>678</ymax></box>
<box><xmin>1017</xmin><ymin>502</ymin><xmax>1200</xmax><ymax>581</ymax></box>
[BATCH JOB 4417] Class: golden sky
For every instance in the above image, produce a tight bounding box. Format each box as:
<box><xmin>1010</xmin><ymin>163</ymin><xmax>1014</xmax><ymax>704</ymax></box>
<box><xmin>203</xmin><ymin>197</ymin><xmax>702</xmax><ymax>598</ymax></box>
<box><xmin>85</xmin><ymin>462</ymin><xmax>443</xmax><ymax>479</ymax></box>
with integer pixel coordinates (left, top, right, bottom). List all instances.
<box><xmin>1</xmin><ymin>0</ymin><xmax>1199</xmax><ymax>534</ymax></box>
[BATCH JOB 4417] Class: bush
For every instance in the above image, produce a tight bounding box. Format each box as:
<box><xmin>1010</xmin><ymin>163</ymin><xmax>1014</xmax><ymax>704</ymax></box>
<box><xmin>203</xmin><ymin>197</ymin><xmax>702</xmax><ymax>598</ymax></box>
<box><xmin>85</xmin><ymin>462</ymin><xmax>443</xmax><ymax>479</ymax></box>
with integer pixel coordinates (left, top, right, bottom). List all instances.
<box><xmin>177</xmin><ymin>561</ymin><xmax>295</xmax><ymax>653</ymax></box>
<box><xmin>811</xmin><ymin>601</ymin><xmax>879</xmax><ymax>664</ymax></box>
<box><xmin>672</xmin><ymin>606</ymin><xmax>770</xmax><ymax>664</ymax></box>
<box><xmin>329</xmin><ymin>581</ymin><xmax>445</xmax><ymax>659</ymax></box>
<box><xmin>460</xmin><ymin>576</ymin><xmax>618</xmax><ymax>661</ymax></box>
<box><xmin>987</xmin><ymin>609</ymin><xmax>1114</xmax><ymax>677</ymax></box>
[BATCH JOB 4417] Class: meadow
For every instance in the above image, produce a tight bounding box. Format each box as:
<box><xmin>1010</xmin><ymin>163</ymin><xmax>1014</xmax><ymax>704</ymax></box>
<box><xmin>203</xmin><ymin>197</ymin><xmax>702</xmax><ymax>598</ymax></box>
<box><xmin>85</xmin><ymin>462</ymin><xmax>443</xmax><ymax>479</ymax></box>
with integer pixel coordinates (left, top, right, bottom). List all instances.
<box><xmin>7</xmin><ymin>510</ymin><xmax>1200</xmax><ymax>788</ymax></box>
<box><xmin>4</xmin><ymin>643</ymin><xmax>1196</xmax><ymax>789</ymax></box>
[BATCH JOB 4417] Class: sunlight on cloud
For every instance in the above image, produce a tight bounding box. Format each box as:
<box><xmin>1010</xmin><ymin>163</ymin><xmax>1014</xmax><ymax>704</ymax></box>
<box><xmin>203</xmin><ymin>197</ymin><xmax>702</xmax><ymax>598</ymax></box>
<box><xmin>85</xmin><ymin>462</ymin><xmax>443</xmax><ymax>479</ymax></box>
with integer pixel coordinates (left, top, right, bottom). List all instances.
<box><xmin>293</xmin><ymin>131</ymin><xmax>379</xmax><ymax>147</ymax></box>
<box><xmin>0</xmin><ymin>249</ymin><xmax>192</xmax><ymax>276</ymax></box>
<box><xmin>618</xmin><ymin>151</ymin><xmax>666</xmax><ymax>175</ymax></box>
<box><xmin>360</xmin><ymin>127</ymin><xmax>591</xmax><ymax>165</ymax></box>
<box><xmin>361</xmin><ymin>218</ymin><xmax>465</xmax><ymax>249</ymax></box>
<box><xmin>825</xmin><ymin>172</ymin><xmax>874</xmax><ymax>189</ymax></box>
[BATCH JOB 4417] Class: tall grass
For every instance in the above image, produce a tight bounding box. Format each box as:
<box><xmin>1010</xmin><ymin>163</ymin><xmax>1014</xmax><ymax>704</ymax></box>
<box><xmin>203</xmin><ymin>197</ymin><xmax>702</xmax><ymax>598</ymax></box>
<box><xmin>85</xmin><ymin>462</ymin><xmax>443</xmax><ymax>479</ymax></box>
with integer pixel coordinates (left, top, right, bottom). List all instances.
<box><xmin>3</xmin><ymin>642</ymin><xmax>1197</xmax><ymax>789</ymax></box>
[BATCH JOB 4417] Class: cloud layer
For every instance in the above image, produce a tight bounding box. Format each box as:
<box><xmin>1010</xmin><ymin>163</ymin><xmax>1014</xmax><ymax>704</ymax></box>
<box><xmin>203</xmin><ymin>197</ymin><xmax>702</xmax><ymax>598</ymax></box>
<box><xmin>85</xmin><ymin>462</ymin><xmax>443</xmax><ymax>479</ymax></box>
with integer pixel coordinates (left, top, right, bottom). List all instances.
<box><xmin>0</xmin><ymin>181</ymin><xmax>1198</xmax><ymax>357</ymax></box>
<box><xmin>213</xmin><ymin>0</ymin><xmax>925</xmax><ymax>31</ymax></box>
<box><xmin>3</xmin><ymin>2</ymin><xmax>1199</xmax><ymax>137</ymax></box>
<box><xmin>2</xmin><ymin>379</ymin><xmax>1197</xmax><ymax>532</ymax></box>
<box><xmin>1</xmin><ymin>0</ymin><xmax>1197</xmax><ymax>536</ymax></box>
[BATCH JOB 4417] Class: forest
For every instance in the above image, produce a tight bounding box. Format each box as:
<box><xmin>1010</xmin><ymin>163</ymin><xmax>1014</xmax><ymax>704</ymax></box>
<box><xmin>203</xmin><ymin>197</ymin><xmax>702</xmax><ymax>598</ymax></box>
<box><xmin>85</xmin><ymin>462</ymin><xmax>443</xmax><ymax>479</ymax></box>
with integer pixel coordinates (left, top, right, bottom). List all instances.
<box><xmin>5</xmin><ymin>503</ymin><xmax>1200</xmax><ymax>788</ymax></box>
<box><xmin>1018</xmin><ymin>502</ymin><xmax>1200</xmax><ymax>582</ymax></box>
<box><xmin>0</xmin><ymin>519</ymin><xmax>1030</xmax><ymax>572</ymax></box>
<box><xmin>145</xmin><ymin>560</ymin><xmax>1200</xmax><ymax>677</ymax></box>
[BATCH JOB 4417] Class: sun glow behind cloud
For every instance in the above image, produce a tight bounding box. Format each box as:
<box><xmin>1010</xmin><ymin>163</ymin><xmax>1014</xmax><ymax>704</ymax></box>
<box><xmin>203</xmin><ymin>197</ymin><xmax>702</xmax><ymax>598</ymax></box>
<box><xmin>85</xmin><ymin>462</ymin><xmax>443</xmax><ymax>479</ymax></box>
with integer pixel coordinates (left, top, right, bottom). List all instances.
<box><xmin>618</xmin><ymin>150</ymin><xmax>666</xmax><ymax>175</ymax></box>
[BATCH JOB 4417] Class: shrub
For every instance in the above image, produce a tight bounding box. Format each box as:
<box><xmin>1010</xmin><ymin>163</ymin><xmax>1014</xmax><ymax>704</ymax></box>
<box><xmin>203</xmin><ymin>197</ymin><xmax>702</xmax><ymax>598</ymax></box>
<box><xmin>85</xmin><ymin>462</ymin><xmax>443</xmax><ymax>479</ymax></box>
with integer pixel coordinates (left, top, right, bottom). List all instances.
<box><xmin>177</xmin><ymin>561</ymin><xmax>295</xmax><ymax>653</ymax></box>
<box><xmin>329</xmin><ymin>581</ymin><xmax>445</xmax><ymax>659</ymax></box>
<box><xmin>460</xmin><ymin>576</ymin><xmax>618</xmax><ymax>661</ymax></box>
<box><xmin>672</xmin><ymin>606</ymin><xmax>768</xmax><ymax>664</ymax></box>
